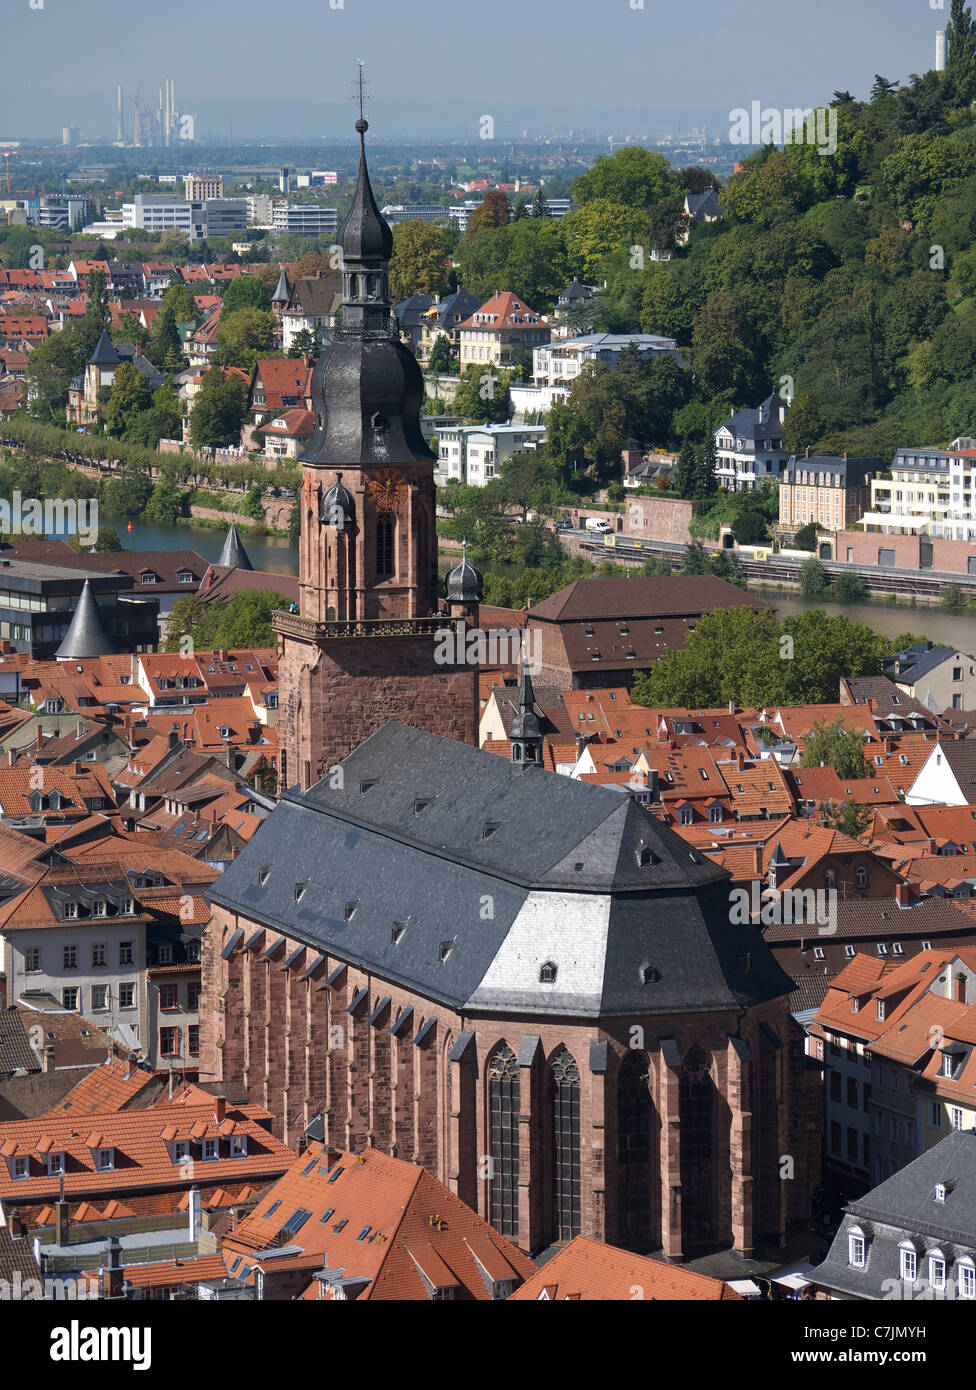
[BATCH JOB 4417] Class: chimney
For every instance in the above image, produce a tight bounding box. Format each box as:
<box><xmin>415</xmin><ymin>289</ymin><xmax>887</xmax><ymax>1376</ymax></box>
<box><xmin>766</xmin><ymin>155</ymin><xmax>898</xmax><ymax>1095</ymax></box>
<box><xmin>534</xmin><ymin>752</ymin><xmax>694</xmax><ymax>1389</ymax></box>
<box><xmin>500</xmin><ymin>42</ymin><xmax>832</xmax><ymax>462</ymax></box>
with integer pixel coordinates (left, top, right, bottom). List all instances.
<box><xmin>168</xmin><ymin>1065</ymin><xmax>178</xmax><ymax>1099</ymax></box>
<box><xmin>805</xmin><ymin>446</ymin><xmax>810</xmax><ymax>458</ymax></box>
<box><xmin>6</xmin><ymin>749</ymin><xmax>14</xmax><ymax>768</ymax></box>
<box><xmin>130</xmin><ymin>651</ymin><xmax>139</xmax><ymax>688</ymax></box>
<box><xmin>55</xmin><ymin>1199</ymin><xmax>69</xmax><ymax>1247</ymax></box>
<box><xmin>168</xmin><ymin>725</ymin><xmax>179</xmax><ymax>750</ymax></box>
<box><xmin>728</xmin><ymin>700</ymin><xmax>735</xmax><ymax>715</ymax></box>
<box><xmin>8</xmin><ymin>1209</ymin><xmax>25</xmax><ymax>1240</ymax></box>
<box><xmin>99</xmin><ymin>1235</ymin><xmax>124</xmax><ymax>1299</ymax></box>
<box><xmin>0</xmin><ymin>971</ymin><xmax>6</xmax><ymax>1010</ymax></box>
<box><xmin>214</xmin><ymin>1094</ymin><xmax>227</xmax><ymax>1124</ymax></box>
<box><xmin>187</xmin><ymin>1185</ymin><xmax>201</xmax><ymax>1241</ymax></box>
<box><xmin>895</xmin><ymin>881</ymin><xmax>920</xmax><ymax>908</ymax></box>
<box><xmin>43</xmin><ymin>1043</ymin><xmax>55</xmax><ymax>1073</ymax></box>
<box><xmin>319</xmin><ymin>1144</ymin><xmax>341</xmax><ymax>1171</ymax></box>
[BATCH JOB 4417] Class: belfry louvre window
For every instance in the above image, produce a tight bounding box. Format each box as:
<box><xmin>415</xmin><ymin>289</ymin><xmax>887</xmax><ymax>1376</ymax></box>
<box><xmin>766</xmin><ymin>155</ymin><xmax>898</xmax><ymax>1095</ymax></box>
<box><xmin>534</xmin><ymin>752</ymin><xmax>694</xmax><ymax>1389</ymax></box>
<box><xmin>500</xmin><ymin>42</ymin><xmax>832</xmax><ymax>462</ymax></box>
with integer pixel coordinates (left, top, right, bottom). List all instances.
<box><xmin>550</xmin><ymin>1049</ymin><xmax>581</xmax><ymax>1242</ymax></box>
<box><xmin>376</xmin><ymin>515</ymin><xmax>395</xmax><ymax>577</ymax></box>
<box><xmin>488</xmin><ymin>1046</ymin><xmax>519</xmax><ymax>1240</ymax></box>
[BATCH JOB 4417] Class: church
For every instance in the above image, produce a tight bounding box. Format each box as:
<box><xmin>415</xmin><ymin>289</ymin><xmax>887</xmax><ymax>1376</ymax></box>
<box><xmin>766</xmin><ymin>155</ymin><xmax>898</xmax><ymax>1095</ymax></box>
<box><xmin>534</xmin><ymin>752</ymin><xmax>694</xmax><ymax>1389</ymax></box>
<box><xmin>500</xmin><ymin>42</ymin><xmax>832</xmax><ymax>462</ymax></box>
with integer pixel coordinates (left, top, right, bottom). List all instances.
<box><xmin>200</xmin><ymin>117</ymin><xmax>818</xmax><ymax>1260</ymax></box>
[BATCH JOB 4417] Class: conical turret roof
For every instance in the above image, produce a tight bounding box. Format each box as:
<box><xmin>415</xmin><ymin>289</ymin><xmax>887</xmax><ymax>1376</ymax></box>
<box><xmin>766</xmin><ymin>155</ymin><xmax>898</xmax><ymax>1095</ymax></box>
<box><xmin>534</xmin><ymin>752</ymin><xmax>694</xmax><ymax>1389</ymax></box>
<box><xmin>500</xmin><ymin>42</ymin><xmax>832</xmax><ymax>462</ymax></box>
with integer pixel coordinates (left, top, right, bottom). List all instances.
<box><xmin>218</xmin><ymin>523</ymin><xmax>253</xmax><ymax>571</ymax></box>
<box><xmin>271</xmin><ymin>266</ymin><xmax>291</xmax><ymax>304</ymax></box>
<box><xmin>55</xmin><ymin>580</ymin><xmax>118</xmax><ymax>660</ymax></box>
<box><xmin>90</xmin><ymin>329</ymin><xmax>120</xmax><ymax>367</ymax></box>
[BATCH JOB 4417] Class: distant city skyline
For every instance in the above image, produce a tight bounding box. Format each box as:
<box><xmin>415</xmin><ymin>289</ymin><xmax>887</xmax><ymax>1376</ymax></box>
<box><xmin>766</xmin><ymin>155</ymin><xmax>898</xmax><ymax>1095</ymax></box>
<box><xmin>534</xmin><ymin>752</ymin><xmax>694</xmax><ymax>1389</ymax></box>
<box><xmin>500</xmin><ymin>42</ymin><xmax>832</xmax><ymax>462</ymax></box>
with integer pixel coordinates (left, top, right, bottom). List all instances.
<box><xmin>0</xmin><ymin>0</ymin><xmax>949</xmax><ymax>141</ymax></box>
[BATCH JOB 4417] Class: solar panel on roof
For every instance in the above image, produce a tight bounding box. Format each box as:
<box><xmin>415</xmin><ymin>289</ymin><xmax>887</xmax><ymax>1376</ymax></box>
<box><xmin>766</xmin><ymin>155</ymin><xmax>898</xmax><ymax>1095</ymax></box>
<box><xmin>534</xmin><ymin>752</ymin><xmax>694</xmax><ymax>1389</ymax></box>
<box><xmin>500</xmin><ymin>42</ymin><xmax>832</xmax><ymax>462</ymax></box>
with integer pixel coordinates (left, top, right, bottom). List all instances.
<box><xmin>319</xmin><ymin>1208</ymin><xmax>335</xmax><ymax>1223</ymax></box>
<box><xmin>262</xmin><ymin>1200</ymin><xmax>281</xmax><ymax>1218</ymax></box>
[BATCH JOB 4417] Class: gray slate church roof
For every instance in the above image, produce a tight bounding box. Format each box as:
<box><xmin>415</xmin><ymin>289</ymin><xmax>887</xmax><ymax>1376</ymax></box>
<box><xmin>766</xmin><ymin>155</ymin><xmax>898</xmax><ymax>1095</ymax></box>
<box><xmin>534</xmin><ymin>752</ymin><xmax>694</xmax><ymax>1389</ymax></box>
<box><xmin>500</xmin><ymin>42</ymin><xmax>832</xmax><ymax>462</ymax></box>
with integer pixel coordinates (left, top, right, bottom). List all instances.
<box><xmin>210</xmin><ymin>722</ymin><xmax>793</xmax><ymax>1018</ymax></box>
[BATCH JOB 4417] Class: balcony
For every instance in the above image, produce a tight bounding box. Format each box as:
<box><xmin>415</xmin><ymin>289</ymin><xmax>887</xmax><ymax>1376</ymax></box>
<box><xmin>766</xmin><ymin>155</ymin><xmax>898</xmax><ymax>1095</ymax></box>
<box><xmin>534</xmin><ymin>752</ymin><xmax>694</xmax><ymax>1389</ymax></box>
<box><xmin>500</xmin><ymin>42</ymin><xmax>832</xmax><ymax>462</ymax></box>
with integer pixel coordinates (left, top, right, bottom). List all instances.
<box><xmin>273</xmin><ymin>611</ymin><xmax>467</xmax><ymax>642</ymax></box>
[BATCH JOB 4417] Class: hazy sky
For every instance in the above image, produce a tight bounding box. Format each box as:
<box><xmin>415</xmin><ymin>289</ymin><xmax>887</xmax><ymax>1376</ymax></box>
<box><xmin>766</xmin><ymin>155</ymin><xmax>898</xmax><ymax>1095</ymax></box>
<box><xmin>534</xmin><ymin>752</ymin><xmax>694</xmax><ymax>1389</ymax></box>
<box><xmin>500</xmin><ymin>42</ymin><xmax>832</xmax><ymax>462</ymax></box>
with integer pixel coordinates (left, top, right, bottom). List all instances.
<box><xmin>0</xmin><ymin>0</ymin><xmax>951</xmax><ymax>139</ymax></box>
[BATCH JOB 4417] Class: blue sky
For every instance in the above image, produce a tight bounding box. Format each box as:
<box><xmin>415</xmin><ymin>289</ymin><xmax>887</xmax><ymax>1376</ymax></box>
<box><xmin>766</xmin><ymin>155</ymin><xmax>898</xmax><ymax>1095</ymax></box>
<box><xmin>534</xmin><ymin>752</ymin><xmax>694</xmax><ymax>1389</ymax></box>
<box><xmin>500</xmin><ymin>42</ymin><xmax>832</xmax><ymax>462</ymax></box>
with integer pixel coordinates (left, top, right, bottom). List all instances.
<box><xmin>0</xmin><ymin>0</ymin><xmax>951</xmax><ymax>139</ymax></box>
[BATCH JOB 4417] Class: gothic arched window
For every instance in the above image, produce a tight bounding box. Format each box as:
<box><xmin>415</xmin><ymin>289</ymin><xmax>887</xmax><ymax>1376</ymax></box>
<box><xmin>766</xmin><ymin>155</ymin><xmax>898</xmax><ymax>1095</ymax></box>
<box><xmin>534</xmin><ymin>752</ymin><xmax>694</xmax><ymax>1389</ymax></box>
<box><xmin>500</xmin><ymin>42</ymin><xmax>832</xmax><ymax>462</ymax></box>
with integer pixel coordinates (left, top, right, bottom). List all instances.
<box><xmin>550</xmin><ymin>1049</ymin><xmax>581</xmax><ymax>1242</ymax></box>
<box><xmin>376</xmin><ymin>515</ymin><xmax>395</xmax><ymax>578</ymax></box>
<box><xmin>488</xmin><ymin>1046</ymin><xmax>520</xmax><ymax>1239</ymax></box>
<box><xmin>617</xmin><ymin>1050</ymin><xmax>652</xmax><ymax>1249</ymax></box>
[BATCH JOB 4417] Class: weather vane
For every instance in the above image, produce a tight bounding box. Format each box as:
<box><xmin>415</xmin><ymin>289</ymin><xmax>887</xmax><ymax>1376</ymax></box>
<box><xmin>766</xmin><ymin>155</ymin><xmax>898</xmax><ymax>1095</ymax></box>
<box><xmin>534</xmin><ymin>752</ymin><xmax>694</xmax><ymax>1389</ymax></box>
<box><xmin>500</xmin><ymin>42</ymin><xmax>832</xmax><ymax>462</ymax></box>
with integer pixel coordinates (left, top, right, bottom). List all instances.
<box><xmin>351</xmin><ymin>61</ymin><xmax>370</xmax><ymax>127</ymax></box>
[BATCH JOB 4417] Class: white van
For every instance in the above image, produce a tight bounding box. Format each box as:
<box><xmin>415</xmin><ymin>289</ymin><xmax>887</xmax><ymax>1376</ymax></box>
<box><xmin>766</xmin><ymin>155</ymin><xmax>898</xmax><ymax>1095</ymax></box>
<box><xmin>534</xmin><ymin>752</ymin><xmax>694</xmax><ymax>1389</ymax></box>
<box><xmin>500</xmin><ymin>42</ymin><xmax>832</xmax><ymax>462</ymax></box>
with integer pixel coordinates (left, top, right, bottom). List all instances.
<box><xmin>584</xmin><ymin>517</ymin><xmax>614</xmax><ymax>533</ymax></box>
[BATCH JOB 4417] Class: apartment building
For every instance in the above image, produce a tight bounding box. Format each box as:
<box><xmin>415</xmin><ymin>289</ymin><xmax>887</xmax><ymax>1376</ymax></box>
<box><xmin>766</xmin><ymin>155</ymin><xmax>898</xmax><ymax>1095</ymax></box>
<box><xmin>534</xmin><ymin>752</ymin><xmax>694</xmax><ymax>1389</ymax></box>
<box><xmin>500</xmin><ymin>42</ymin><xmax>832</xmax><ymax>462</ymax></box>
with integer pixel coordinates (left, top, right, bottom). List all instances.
<box><xmin>862</xmin><ymin>447</ymin><xmax>952</xmax><ymax>536</ymax></box>
<box><xmin>123</xmin><ymin>194</ymin><xmax>246</xmax><ymax>241</ymax></box>
<box><xmin>436</xmin><ymin>422</ymin><xmax>546</xmax><ymax>486</ymax></box>
<box><xmin>184</xmin><ymin>174</ymin><xmax>224</xmax><ymax>201</ymax></box>
<box><xmin>380</xmin><ymin>204</ymin><xmax>450</xmax><ymax>224</ymax></box>
<box><xmin>271</xmin><ymin>202</ymin><xmax>338</xmax><ymax>238</ymax></box>
<box><xmin>533</xmin><ymin>333</ymin><xmax>678</xmax><ymax>403</ymax></box>
<box><xmin>779</xmin><ymin>453</ymin><xmax>880</xmax><ymax>535</ymax></box>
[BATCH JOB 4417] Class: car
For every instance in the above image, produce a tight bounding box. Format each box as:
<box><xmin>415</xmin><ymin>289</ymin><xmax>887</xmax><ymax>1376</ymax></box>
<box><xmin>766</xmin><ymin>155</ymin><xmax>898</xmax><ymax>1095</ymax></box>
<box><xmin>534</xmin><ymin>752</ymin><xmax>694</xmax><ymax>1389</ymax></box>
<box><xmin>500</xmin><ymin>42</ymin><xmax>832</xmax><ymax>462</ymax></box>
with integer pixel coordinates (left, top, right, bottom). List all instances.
<box><xmin>584</xmin><ymin>517</ymin><xmax>614</xmax><ymax>534</ymax></box>
<box><xmin>554</xmin><ymin>520</ymin><xmax>572</xmax><ymax>532</ymax></box>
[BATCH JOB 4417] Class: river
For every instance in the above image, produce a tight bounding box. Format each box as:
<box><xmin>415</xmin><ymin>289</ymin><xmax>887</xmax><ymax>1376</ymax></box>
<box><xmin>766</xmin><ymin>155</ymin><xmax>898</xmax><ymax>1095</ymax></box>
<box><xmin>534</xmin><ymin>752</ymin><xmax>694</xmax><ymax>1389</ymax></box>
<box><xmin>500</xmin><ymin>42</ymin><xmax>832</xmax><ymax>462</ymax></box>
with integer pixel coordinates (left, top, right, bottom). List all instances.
<box><xmin>760</xmin><ymin>588</ymin><xmax>976</xmax><ymax>651</ymax></box>
<box><xmin>88</xmin><ymin>523</ymin><xmax>976</xmax><ymax>654</ymax></box>
<box><xmin>102</xmin><ymin>519</ymin><xmax>300</xmax><ymax>576</ymax></box>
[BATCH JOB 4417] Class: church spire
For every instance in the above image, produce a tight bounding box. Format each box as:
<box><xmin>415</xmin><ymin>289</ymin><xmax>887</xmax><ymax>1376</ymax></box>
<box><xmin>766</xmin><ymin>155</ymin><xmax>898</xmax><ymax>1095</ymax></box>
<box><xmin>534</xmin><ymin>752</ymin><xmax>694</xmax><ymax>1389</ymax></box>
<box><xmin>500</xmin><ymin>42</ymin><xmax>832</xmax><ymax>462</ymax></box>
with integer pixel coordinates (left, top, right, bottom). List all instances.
<box><xmin>510</xmin><ymin>648</ymin><xmax>543</xmax><ymax>766</ymax></box>
<box><xmin>339</xmin><ymin>67</ymin><xmax>393</xmax><ymax>331</ymax></box>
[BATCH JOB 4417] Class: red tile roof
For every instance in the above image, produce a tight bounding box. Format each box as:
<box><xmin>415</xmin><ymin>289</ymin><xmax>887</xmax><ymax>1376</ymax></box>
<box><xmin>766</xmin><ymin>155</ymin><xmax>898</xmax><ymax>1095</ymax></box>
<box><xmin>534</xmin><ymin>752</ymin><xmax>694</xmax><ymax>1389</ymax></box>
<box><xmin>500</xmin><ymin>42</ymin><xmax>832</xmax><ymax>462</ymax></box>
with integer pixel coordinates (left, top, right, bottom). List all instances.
<box><xmin>510</xmin><ymin>1236</ymin><xmax>741</xmax><ymax>1300</ymax></box>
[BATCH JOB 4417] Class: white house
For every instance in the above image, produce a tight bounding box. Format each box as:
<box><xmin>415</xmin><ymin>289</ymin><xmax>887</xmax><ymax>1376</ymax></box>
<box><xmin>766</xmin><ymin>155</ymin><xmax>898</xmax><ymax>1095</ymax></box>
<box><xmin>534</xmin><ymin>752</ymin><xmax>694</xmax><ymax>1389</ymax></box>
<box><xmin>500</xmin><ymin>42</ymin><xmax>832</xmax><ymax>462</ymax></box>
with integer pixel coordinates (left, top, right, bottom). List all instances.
<box><xmin>436</xmin><ymin>422</ymin><xmax>546</xmax><ymax>487</ymax></box>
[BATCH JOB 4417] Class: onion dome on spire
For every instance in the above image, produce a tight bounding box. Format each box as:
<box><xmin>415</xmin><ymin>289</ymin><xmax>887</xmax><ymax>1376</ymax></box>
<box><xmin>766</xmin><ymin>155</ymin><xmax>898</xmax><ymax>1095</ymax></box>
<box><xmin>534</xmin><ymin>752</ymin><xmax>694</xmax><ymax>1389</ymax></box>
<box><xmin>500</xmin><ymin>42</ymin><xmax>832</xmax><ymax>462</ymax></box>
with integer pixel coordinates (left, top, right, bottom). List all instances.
<box><xmin>341</xmin><ymin>116</ymin><xmax>394</xmax><ymax>266</ymax></box>
<box><xmin>446</xmin><ymin>540</ymin><xmax>483</xmax><ymax>604</ymax></box>
<box><xmin>321</xmin><ymin>471</ymin><xmax>356</xmax><ymax>527</ymax></box>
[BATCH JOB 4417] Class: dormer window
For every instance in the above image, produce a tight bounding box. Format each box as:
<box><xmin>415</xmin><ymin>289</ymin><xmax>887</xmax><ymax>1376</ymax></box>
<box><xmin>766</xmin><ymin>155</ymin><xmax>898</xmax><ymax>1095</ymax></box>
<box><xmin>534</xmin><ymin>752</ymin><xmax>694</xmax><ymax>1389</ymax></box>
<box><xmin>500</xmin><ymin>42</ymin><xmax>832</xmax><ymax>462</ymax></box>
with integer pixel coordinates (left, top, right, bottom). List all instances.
<box><xmin>96</xmin><ymin>1147</ymin><xmax>115</xmax><ymax>1172</ymax></box>
<box><xmin>438</xmin><ymin>941</ymin><xmax>455</xmax><ymax>964</ymax></box>
<box><xmin>539</xmin><ymin>961</ymin><xmax>557</xmax><ymax>983</ymax></box>
<box><xmin>230</xmin><ymin>1135</ymin><xmax>247</xmax><ymax>1158</ymax></box>
<box><xmin>876</xmin><ymin>1000</ymin><xmax>886</xmax><ymax>1021</ymax></box>
<box><xmin>935</xmin><ymin>1183</ymin><xmax>947</xmax><ymax>1202</ymax></box>
<box><xmin>46</xmin><ymin>1152</ymin><xmax>65</xmax><ymax>1176</ymax></box>
<box><xmin>202</xmin><ymin>1138</ymin><xmax>218</xmax><ymax>1161</ymax></box>
<box><xmin>259</xmin><ymin>866</ymin><xmax>271</xmax><ymax>886</ymax></box>
<box><xmin>174</xmin><ymin>1140</ymin><xmax>191</xmax><ymax>1164</ymax></box>
<box><xmin>11</xmin><ymin>1156</ymin><xmax>28</xmax><ymax>1180</ymax></box>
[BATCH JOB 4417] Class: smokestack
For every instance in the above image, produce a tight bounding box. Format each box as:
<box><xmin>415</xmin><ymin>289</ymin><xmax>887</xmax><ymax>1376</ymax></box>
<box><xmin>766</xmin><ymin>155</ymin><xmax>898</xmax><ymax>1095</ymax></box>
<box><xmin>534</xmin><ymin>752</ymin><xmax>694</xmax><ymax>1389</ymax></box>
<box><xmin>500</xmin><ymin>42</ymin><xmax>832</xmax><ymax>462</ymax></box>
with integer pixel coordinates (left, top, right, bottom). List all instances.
<box><xmin>117</xmin><ymin>84</ymin><xmax>124</xmax><ymax>144</ymax></box>
<box><xmin>55</xmin><ymin>1200</ymin><xmax>69</xmax><ymax>1247</ymax></box>
<box><xmin>937</xmin><ymin>29</ymin><xmax>947</xmax><ymax>72</ymax></box>
<box><xmin>8</xmin><ymin>1209</ymin><xmax>25</xmax><ymax>1239</ymax></box>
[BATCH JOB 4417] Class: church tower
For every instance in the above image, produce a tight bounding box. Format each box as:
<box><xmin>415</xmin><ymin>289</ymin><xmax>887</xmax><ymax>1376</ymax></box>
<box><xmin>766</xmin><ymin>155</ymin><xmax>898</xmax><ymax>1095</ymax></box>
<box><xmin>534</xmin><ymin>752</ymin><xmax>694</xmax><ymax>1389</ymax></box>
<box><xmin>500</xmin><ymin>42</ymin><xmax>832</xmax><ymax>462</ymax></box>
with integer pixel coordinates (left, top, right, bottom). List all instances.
<box><xmin>274</xmin><ymin>110</ymin><xmax>480</xmax><ymax>790</ymax></box>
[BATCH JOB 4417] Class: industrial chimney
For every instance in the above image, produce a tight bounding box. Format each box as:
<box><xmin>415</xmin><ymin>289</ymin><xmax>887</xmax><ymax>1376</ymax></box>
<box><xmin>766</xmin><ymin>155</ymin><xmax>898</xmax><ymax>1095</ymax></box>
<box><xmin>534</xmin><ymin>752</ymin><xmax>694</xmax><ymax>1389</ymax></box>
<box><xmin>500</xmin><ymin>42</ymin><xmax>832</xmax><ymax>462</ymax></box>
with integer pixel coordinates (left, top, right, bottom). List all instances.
<box><xmin>937</xmin><ymin>29</ymin><xmax>947</xmax><ymax>72</ymax></box>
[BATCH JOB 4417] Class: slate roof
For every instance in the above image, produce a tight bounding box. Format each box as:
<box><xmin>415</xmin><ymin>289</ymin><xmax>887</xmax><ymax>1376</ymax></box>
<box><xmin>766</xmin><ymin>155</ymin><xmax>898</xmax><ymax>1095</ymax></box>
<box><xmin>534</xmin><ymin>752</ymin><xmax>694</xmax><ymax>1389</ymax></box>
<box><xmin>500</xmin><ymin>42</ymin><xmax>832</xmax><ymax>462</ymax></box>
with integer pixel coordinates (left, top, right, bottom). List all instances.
<box><xmin>716</xmin><ymin>393</ymin><xmax>787</xmax><ymax>446</ymax></box>
<box><xmin>210</xmin><ymin>721</ymin><xmax>793</xmax><ymax>1017</ymax></box>
<box><xmin>217</xmin><ymin>524</ymin><xmax>253</xmax><ymax>571</ymax></box>
<box><xmin>54</xmin><ymin>580</ymin><xmax>118</xmax><ymax>660</ymax></box>
<box><xmin>89</xmin><ymin>330</ymin><xmax>119</xmax><ymax>367</ymax></box>
<box><xmin>813</xmin><ymin>1130</ymin><xmax>976</xmax><ymax>1298</ymax></box>
<box><xmin>884</xmin><ymin>642</ymin><xmax>958</xmax><ymax>687</ymax></box>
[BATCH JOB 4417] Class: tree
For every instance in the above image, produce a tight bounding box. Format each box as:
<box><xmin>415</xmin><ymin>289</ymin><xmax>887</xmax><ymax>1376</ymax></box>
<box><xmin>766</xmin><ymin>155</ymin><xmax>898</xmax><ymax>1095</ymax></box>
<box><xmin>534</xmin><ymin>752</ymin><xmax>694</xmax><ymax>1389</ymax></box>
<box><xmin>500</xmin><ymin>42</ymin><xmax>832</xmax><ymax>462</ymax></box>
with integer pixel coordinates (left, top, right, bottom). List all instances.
<box><xmin>426</xmin><ymin>336</ymin><xmax>456</xmax><ymax>375</ymax></box>
<box><xmin>799</xmin><ymin>553</ymin><xmax>829</xmax><ymax>596</ymax></box>
<box><xmin>287</xmin><ymin>327</ymin><xmax>316</xmax><ymax>358</ymax></box>
<box><xmin>215</xmin><ymin>307</ymin><xmax>277</xmax><ymax>371</ymax></box>
<box><xmin>84</xmin><ymin>267</ymin><xmax>109</xmax><ymax>332</ymax></box>
<box><xmin>731</xmin><ymin>510</ymin><xmax>768</xmax><ymax>545</ymax></box>
<box><xmin>790</xmin><ymin>523</ymin><xmax>818</xmax><ymax>553</ymax></box>
<box><xmin>68</xmin><ymin>527</ymin><xmax>122</xmax><ymax>553</ymax></box>
<box><xmin>104</xmin><ymin>361</ymin><xmax>151</xmax><ymax>438</ymax></box>
<box><xmin>672</xmin><ymin>438</ymin><xmax>696</xmax><ymax>498</ymax></box>
<box><xmin>691</xmin><ymin>292</ymin><xmax>756</xmax><ymax>400</ymax></box>
<box><xmin>801</xmin><ymin>719</ymin><xmax>868</xmax><ymax>778</ymax></box>
<box><xmin>821</xmin><ymin>800</ymin><xmax>873</xmax><ymax>840</ymax></box>
<box><xmin>467</xmin><ymin>190</ymin><xmax>510</xmax><ymax>240</ymax></box>
<box><xmin>100</xmin><ymin>462</ymin><xmax>152</xmax><ymax>518</ymax></box>
<box><xmin>572</xmin><ymin>147</ymin><xmax>681</xmax><ymax>209</ymax></box>
<box><xmin>221</xmin><ymin>274</ymin><xmax>271</xmax><ymax>315</ymax></box>
<box><xmin>947</xmin><ymin>0</ymin><xmax>976</xmax><ymax>103</ymax></box>
<box><xmin>116</xmin><ymin>312</ymin><xmax>150</xmax><ymax>353</ymax></box>
<box><xmin>389</xmin><ymin>220</ymin><xmax>450</xmax><ymax>300</ymax></box>
<box><xmin>870</xmin><ymin>75</ymin><xmax>899</xmax><ymax>102</ymax></box>
<box><xmin>152</xmin><ymin>303</ymin><xmax>186</xmax><ymax>371</ymax></box>
<box><xmin>532</xmin><ymin>188</ymin><xmax>550</xmax><ymax>219</ymax></box>
<box><xmin>161</xmin><ymin>281</ymin><xmax>198</xmax><ymax>325</ymax></box>
<box><xmin>512</xmin><ymin>196</ymin><xmax>529</xmax><ymax>221</ymax></box>
<box><xmin>830</xmin><ymin>572</ymin><xmax>867</xmax><ymax>603</ymax></box>
<box><xmin>165</xmin><ymin>588</ymin><xmax>289</xmax><ymax>652</ymax></box>
<box><xmin>560</xmin><ymin>200</ymin><xmax>646</xmax><ymax>280</ymax></box>
<box><xmin>783</xmin><ymin>393</ymin><xmax>825</xmax><ymax>455</ymax></box>
<box><xmin>451</xmin><ymin>363</ymin><xmax>512</xmax><ymax>424</ymax></box>
<box><xmin>692</xmin><ymin>436</ymin><xmax>718</xmax><ymax>500</ymax></box>
<box><xmin>144</xmin><ymin>475</ymin><xmax>184</xmax><ymax>525</ymax></box>
<box><xmin>189</xmin><ymin>367</ymin><xmax>248</xmax><ymax>449</ymax></box>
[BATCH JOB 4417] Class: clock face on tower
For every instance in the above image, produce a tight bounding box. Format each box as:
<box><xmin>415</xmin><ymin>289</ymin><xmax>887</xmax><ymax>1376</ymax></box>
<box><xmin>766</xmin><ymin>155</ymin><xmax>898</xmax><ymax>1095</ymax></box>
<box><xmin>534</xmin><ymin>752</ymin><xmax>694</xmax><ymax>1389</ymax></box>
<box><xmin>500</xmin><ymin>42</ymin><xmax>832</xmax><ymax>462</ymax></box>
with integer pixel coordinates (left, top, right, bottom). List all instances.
<box><xmin>366</xmin><ymin>468</ymin><xmax>407</xmax><ymax>513</ymax></box>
